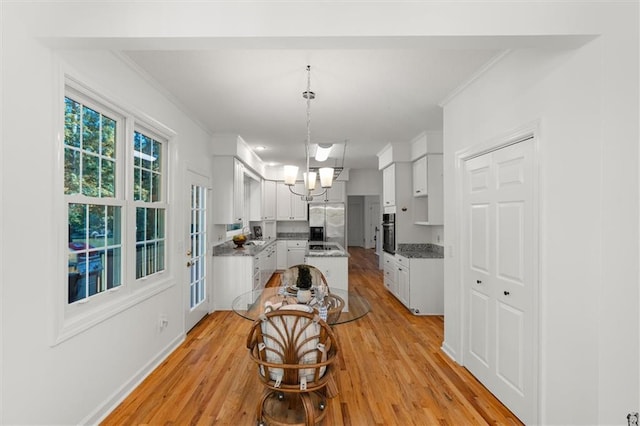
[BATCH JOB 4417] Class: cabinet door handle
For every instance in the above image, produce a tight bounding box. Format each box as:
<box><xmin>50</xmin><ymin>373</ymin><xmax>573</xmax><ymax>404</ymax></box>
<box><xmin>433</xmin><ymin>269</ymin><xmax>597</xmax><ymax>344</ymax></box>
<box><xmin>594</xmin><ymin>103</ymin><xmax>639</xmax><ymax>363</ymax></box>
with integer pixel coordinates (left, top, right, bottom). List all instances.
<box><xmin>503</xmin><ymin>291</ymin><xmax>510</xmax><ymax>296</ymax></box>
<box><xmin>476</xmin><ymin>280</ymin><xmax>482</xmax><ymax>284</ymax></box>
<box><xmin>415</xmin><ymin>190</ymin><xmax>421</xmax><ymax>193</ymax></box>
<box><xmin>186</xmin><ymin>261</ymin><xmax>193</xmax><ymax>267</ymax></box>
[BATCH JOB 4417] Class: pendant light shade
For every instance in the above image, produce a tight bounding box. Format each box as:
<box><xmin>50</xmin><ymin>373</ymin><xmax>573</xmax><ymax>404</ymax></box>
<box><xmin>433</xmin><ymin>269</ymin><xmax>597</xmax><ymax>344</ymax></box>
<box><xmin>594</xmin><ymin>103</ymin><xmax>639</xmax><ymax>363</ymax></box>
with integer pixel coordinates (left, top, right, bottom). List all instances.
<box><xmin>319</xmin><ymin>167</ymin><xmax>334</xmax><ymax>188</ymax></box>
<box><xmin>283</xmin><ymin>165</ymin><xmax>299</xmax><ymax>186</ymax></box>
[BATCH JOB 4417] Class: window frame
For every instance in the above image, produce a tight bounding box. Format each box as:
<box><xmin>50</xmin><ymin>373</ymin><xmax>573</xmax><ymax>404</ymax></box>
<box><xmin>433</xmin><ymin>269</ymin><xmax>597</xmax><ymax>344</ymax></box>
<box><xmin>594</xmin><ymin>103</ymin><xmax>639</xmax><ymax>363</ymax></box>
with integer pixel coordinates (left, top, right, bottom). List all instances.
<box><xmin>130</xmin><ymin>125</ymin><xmax>169</xmax><ymax>282</ymax></box>
<box><xmin>53</xmin><ymin>75</ymin><xmax>176</xmax><ymax>346</ymax></box>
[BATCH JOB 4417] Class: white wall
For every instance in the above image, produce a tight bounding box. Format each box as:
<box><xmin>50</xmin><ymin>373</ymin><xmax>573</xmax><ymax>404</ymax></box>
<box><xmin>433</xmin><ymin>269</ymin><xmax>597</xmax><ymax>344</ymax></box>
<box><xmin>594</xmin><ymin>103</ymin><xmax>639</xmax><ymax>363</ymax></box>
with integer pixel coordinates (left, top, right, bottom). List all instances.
<box><xmin>442</xmin><ymin>15</ymin><xmax>638</xmax><ymax>426</ymax></box>
<box><xmin>1</xmin><ymin>12</ymin><xmax>212</xmax><ymax>426</ymax></box>
<box><xmin>346</xmin><ymin>168</ymin><xmax>382</xmax><ymax>196</ymax></box>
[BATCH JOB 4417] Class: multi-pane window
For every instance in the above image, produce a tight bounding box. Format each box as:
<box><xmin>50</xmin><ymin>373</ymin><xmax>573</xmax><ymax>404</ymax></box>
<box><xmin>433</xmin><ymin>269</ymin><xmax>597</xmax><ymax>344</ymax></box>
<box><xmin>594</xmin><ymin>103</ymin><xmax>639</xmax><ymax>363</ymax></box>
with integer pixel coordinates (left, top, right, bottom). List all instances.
<box><xmin>133</xmin><ymin>131</ymin><xmax>166</xmax><ymax>279</ymax></box>
<box><xmin>64</xmin><ymin>95</ymin><xmax>122</xmax><ymax>303</ymax></box>
<box><xmin>64</xmin><ymin>88</ymin><xmax>169</xmax><ymax>307</ymax></box>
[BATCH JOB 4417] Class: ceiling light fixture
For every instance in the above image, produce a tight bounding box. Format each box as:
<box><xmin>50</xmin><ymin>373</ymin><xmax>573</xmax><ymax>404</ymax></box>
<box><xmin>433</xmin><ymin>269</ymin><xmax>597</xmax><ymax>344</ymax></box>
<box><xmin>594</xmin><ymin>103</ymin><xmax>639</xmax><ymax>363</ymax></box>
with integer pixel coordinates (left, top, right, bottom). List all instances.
<box><xmin>314</xmin><ymin>143</ymin><xmax>333</xmax><ymax>162</ymax></box>
<box><xmin>283</xmin><ymin>65</ymin><xmax>334</xmax><ymax>201</ymax></box>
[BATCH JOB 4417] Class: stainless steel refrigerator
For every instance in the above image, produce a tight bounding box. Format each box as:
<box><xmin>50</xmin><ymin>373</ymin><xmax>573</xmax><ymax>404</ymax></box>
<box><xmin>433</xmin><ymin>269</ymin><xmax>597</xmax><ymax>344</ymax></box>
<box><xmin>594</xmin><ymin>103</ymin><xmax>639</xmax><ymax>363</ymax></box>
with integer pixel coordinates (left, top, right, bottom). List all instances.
<box><xmin>308</xmin><ymin>203</ymin><xmax>346</xmax><ymax>247</ymax></box>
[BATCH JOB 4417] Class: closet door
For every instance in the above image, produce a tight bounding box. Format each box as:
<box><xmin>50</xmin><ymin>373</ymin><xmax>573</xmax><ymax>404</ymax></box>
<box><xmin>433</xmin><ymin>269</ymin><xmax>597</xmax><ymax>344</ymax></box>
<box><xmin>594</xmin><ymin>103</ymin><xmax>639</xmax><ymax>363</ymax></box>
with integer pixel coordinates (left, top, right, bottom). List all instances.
<box><xmin>462</xmin><ymin>138</ymin><xmax>536</xmax><ymax>424</ymax></box>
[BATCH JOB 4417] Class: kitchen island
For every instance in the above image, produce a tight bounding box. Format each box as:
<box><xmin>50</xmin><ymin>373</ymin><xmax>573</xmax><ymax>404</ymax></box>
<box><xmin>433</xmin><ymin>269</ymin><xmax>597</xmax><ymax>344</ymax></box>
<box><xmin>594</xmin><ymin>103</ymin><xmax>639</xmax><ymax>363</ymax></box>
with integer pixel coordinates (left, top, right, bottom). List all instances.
<box><xmin>305</xmin><ymin>241</ymin><xmax>349</xmax><ymax>292</ymax></box>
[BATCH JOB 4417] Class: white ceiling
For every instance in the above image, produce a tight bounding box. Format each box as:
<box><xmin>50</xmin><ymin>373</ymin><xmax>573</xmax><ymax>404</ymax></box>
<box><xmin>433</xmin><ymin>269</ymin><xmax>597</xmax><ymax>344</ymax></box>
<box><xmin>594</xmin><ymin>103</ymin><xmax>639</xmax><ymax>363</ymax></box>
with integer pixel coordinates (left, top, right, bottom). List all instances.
<box><xmin>124</xmin><ymin>48</ymin><xmax>501</xmax><ymax>170</ymax></box>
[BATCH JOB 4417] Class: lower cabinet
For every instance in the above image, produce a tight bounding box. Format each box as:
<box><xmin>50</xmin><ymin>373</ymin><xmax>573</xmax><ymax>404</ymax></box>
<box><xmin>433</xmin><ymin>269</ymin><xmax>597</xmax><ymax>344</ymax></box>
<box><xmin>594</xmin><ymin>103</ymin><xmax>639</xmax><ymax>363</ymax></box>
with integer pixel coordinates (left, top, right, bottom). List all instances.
<box><xmin>304</xmin><ymin>255</ymin><xmax>348</xmax><ymax>292</ymax></box>
<box><xmin>383</xmin><ymin>253</ymin><xmax>444</xmax><ymax>315</ymax></box>
<box><xmin>383</xmin><ymin>252</ymin><xmax>397</xmax><ymax>294</ymax></box>
<box><xmin>276</xmin><ymin>240</ymin><xmax>287</xmax><ymax>270</ymax></box>
<box><xmin>213</xmin><ymin>242</ymin><xmax>277</xmax><ymax>310</ymax></box>
<box><xmin>213</xmin><ymin>255</ymin><xmax>254</xmax><ymax>310</ymax></box>
<box><xmin>286</xmin><ymin>240</ymin><xmax>307</xmax><ymax>267</ymax></box>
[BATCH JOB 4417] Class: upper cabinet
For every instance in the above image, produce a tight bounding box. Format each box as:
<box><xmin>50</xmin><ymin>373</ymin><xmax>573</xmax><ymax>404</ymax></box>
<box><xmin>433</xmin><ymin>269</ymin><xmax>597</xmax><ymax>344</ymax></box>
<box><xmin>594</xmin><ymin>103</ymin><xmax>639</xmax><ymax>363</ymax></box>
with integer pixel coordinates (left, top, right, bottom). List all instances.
<box><xmin>262</xmin><ymin>180</ymin><xmax>277</xmax><ymax>220</ymax></box>
<box><xmin>276</xmin><ymin>182</ymin><xmax>307</xmax><ymax>220</ymax></box>
<box><xmin>212</xmin><ymin>156</ymin><xmax>244</xmax><ymax>224</ymax></box>
<box><xmin>410</xmin><ymin>132</ymin><xmax>443</xmax><ymax>225</ymax></box>
<box><xmin>382</xmin><ymin>164</ymin><xmax>396</xmax><ymax>208</ymax></box>
<box><xmin>412</xmin><ymin>155</ymin><xmax>427</xmax><ymax>196</ymax></box>
<box><xmin>412</xmin><ymin>154</ymin><xmax>443</xmax><ymax>225</ymax></box>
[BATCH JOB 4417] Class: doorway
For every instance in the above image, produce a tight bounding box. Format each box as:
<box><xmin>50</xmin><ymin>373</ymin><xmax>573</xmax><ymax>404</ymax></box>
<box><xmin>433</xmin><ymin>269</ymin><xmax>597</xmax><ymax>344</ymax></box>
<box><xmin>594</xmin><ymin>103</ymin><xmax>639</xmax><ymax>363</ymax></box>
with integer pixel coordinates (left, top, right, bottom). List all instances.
<box><xmin>459</xmin><ymin>135</ymin><xmax>538</xmax><ymax>424</ymax></box>
<box><xmin>185</xmin><ymin>170</ymin><xmax>211</xmax><ymax>331</ymax></box>
<box><xmin>347</xmin><ymin>196</ymin><xmax>365</xmax><ymax>247</ymax></box>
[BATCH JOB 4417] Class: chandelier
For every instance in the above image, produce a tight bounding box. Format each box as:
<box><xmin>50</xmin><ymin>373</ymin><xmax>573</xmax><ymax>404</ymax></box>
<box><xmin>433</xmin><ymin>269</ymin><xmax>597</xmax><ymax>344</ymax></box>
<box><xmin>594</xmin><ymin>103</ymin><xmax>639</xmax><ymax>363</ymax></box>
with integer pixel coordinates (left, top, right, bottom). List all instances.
<box><xmin>283</xmin><ymin>65</ymin><xmax>334</xmax><ymax>202</ymax></box>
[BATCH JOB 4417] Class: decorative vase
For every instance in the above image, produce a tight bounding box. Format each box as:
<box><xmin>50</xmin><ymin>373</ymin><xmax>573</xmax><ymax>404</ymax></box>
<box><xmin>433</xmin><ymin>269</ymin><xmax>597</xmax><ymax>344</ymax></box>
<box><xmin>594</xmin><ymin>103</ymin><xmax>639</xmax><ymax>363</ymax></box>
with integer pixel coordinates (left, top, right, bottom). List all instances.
<box><xmin>296</xmin><ymin>289</ymin><xmax>312</xmax><ymax>304</ymax></box>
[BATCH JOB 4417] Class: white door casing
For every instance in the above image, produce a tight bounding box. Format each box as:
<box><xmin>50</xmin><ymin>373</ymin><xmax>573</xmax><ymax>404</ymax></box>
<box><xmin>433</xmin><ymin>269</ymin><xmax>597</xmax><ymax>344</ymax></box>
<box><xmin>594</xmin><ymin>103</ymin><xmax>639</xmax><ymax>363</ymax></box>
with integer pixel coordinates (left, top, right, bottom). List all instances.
<box><xmin>461</xmin><ymin>136</ymin><xmax>537</xmax><ymax>425</ymax></box>
<box><xmin>185</xmin><ymin>170</ymin><xmax>211</xmax><ymax>331</ymax></box>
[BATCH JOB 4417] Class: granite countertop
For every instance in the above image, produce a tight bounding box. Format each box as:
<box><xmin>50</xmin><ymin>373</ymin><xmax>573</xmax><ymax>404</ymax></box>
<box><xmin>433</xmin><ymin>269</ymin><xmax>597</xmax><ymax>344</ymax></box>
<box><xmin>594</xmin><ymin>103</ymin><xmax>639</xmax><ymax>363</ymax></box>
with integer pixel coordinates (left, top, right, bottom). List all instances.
<box><xmin>212</xmin><ymin>236</ymin><xmax>351</xmax><ymax>258</ymax></box>
<box><xmin>305</xmin><ymin>241</ymin><xmax>349</xmax><ymax>258</ymax></box>
<box><xmin>396</xmin><ymin>243</ymin><xmax>444</xmax><ymax>259</ymax></box>
<box><xmin>211</xmin><ymin>239</ymin><xmax>277</xmax><ymax>257</ymax></box>
<box><xmin>276</xmin><ymin>232</ymin><xmax>310</xmax><ymax>240</ymax></box>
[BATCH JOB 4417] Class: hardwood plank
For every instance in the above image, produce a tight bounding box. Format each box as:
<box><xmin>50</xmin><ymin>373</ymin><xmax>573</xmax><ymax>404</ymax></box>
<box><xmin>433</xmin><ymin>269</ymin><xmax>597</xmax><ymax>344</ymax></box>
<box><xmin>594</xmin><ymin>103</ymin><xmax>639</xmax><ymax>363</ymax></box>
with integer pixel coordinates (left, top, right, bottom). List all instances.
<box><xmin>102</xmin><ymin>247</ymin><xmax>523</xmax><ymax>425</ymax></box>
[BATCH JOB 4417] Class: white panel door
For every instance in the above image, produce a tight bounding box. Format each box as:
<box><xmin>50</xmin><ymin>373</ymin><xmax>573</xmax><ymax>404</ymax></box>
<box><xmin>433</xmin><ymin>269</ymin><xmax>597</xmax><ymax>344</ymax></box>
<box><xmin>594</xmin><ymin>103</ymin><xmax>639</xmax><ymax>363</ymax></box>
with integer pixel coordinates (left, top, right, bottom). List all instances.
<box><xmin>463</xmin><ymin>138</ymin><xmax>535</xmax><ymax>424</ymax></box>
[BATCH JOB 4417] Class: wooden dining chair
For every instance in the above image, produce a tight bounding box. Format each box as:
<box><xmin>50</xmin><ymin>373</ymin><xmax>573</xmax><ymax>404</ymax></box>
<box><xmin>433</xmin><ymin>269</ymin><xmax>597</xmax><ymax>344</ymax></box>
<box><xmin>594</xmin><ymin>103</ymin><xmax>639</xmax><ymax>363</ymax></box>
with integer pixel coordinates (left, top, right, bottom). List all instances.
<box><xmin>246</xmin><ymin>309</ymin><xmax>339</xmax><ymax>425</ymax></box>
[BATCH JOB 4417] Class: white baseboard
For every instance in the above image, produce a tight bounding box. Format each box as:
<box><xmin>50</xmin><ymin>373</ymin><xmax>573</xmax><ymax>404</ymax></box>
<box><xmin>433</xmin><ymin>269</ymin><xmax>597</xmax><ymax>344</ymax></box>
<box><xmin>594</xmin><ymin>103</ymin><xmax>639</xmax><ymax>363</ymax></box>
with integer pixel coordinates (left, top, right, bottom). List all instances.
<box><xmin>441</xmin><ymin>341</ymin><xmax>458</xmax><ymax>363</ymax></box>
<box><xmin>81</xmin><ymin>333</ymin><xmax>186</xmax><ymax>425</ymax></box>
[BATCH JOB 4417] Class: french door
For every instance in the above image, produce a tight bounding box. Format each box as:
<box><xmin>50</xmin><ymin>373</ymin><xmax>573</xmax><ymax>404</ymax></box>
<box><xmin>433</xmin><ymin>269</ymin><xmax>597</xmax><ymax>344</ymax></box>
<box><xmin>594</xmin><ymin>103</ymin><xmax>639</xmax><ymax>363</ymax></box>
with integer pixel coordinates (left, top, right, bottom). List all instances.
<box><xmin>462</xmin><ymin>137</ymin><xmax>537</xmax><ymax>424</ymax></box>
<box><xmin>185</xmin><ymin>171</ymin><xmax>210</xmax><ymax>331</ymax></box>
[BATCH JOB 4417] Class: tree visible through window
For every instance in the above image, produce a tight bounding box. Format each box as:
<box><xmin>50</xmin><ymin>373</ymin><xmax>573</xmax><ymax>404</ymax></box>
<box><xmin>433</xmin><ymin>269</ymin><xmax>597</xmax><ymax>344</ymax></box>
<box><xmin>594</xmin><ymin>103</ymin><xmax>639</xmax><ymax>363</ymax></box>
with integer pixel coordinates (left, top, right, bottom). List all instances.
<box><xmin>65</xmin><ymin>96</ymin><xmax>122</xmax><ymax>303</ymax></box>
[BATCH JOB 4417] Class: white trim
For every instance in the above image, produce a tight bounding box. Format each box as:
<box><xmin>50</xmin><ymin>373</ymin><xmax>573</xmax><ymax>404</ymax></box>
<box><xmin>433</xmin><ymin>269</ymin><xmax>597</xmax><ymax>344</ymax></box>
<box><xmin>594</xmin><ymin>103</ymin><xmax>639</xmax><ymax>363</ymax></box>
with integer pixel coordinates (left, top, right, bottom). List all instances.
<box><xmin>454</xmin><ymin>120</ymin><xmax>541</xmax><ymax>425</ymax></box>
<box><xmin>113</xmin><ymin>51</ymin><xmax>211</xmax><ymax>136</ymax></box>
<box><xmin>440</xmin><ymin>342</ymin><xmax>457</xmax><ymax>362</ymax></box>
<box><xmin>82</xmin><ymin>332</ymin><xmax>185</xmax><ymax>426</ymax></box>
<box><xmin>439</xmin><ymin>49</ymin><xmax>512</xmax><ymax>108</ymax></box>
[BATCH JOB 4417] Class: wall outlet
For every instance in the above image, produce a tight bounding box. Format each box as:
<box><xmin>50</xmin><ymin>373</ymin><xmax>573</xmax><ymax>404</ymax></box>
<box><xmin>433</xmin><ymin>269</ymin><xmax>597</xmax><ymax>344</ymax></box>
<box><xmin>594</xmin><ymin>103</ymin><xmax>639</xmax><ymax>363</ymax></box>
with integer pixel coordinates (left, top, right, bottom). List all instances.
<box><xmin>628</xmin><ymin>412</ymin><xmax>639</xmax><ymax>426</ymax></box>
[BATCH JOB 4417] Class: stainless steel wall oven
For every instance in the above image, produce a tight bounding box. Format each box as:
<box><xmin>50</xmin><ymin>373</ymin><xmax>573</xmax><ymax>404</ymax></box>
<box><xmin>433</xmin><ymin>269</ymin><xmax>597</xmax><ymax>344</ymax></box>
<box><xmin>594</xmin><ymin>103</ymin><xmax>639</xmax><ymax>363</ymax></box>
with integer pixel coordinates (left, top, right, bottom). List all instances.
<box><xmin>382</xmin><ymin>213</ymin><xmax>396</xmax><ymax>254</ymax></box>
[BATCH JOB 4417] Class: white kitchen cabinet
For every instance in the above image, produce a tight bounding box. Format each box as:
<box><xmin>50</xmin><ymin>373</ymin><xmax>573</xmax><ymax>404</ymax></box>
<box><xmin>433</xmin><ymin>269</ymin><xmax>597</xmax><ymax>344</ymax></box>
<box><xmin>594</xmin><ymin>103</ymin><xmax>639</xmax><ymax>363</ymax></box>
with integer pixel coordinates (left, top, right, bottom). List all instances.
<box><xmin>412</xmin><ymin>155</ymin><xmax>427</xmax><ymax>196</ymax></box>
<box><xmin>276</xmin><ymin>182</ymin><xmax>307</xmax><ymax>220</ymax></box>
<box><xmin>413</xmin><ymin>154</ymin><xmax>443</xmax><ymax>225</ymax></box>
<box><xmin>383</xmin><ymin>253</ymin><xmax>444</xmax><ymax>315</ymax></box>
<box><xmin>383</xmin><ymin>252</ymin><xmax>397</xmax><ymax>294</ymax></box>
<box><xmin>382</xmin><ymin>164</ymin><xmax>396</xmax><ymax>208</ymax></box>
<box><xmin>255</xmin><ymin>244</ymin><xmax>277</xmax><ymax>288</ymax></box>
<box><xmin>261</xmin><ymin>243</ymin><xmax>277</xmax><ymax>287</ymax></box>
<box><xmin>276</xmin><ymin>240</ymin><xmax>288</xmax><ymax>269</ymax></box>
<box><xmin>213</xmin><ymin>242</ymin><xmax>278</xmax><ymax>310</ymax></box>
<box><xmin>212</xmin><ymin>156</ymin><xmax>244</xmax><ymax>224</ymax></box>
<box><xmin>395</xmin><ymin>255</ymin><xmax>410</xmax><ymax>307</ymax></box>
<box><xmin>305</xmin><ymin>255</ymin><xmax>348</xmax><ymax>292</ymax></box>
<box><xmin>262</xmin><ymin>179</ymin><xmax>277</xmax><ymax>220</ymax></box>
<box><xmin>213</xmin><ymin>255</ymin><xmax>253</xmax><ymax>309</ymax></box>
<box><xmin>248</xmin><ymin>177</ymin><xmax>262</xmax><ymax>222</ymax></box>
<box><xmin>286</xmin><ymin>240</ymin><xmax>307</xmax><ymax>267</ymax></box>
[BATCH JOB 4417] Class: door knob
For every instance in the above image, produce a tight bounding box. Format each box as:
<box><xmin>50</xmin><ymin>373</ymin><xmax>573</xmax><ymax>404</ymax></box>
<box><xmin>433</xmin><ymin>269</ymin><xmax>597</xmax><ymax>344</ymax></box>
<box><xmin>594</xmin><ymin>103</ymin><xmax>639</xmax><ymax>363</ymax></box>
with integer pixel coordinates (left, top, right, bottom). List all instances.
<box><xmin>476</xmin><ymin>280</ymin><xmax>482</xmax><ymax>284</ymax></box>
<box><xmin>186</xmin><ymin>261</ymin><xmax>194</xmax><ymax>267</ymax></box>
<box><xmin>503</xmin><ymin>291</ymin><xmax>510</xmax><ymax>296</ymax></box>
<box><xmin>186</xmin><ymin>249</ymin><xmax>192</xmax><ymax>256</ymax></box>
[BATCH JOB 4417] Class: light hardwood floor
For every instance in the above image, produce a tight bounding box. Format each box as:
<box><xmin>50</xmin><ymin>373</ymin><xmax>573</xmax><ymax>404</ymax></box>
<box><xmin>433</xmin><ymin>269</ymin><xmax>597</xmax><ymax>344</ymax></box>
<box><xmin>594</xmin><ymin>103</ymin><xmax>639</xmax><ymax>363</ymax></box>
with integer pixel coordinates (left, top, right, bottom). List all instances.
<box><xmin>102</xmin><ymin>247</ymin><xmax>523</xmax><ymax>425</ymax></box>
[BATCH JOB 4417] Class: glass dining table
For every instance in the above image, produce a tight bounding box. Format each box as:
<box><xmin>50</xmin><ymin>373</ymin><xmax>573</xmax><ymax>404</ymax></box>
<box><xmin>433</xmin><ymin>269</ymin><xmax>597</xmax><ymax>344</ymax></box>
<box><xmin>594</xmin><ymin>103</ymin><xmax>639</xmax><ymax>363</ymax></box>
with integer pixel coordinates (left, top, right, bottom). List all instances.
<box><xmin>232</xmin><ymin>286</ymin><xmax>371</xmax><ymax>325</ymax></box>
